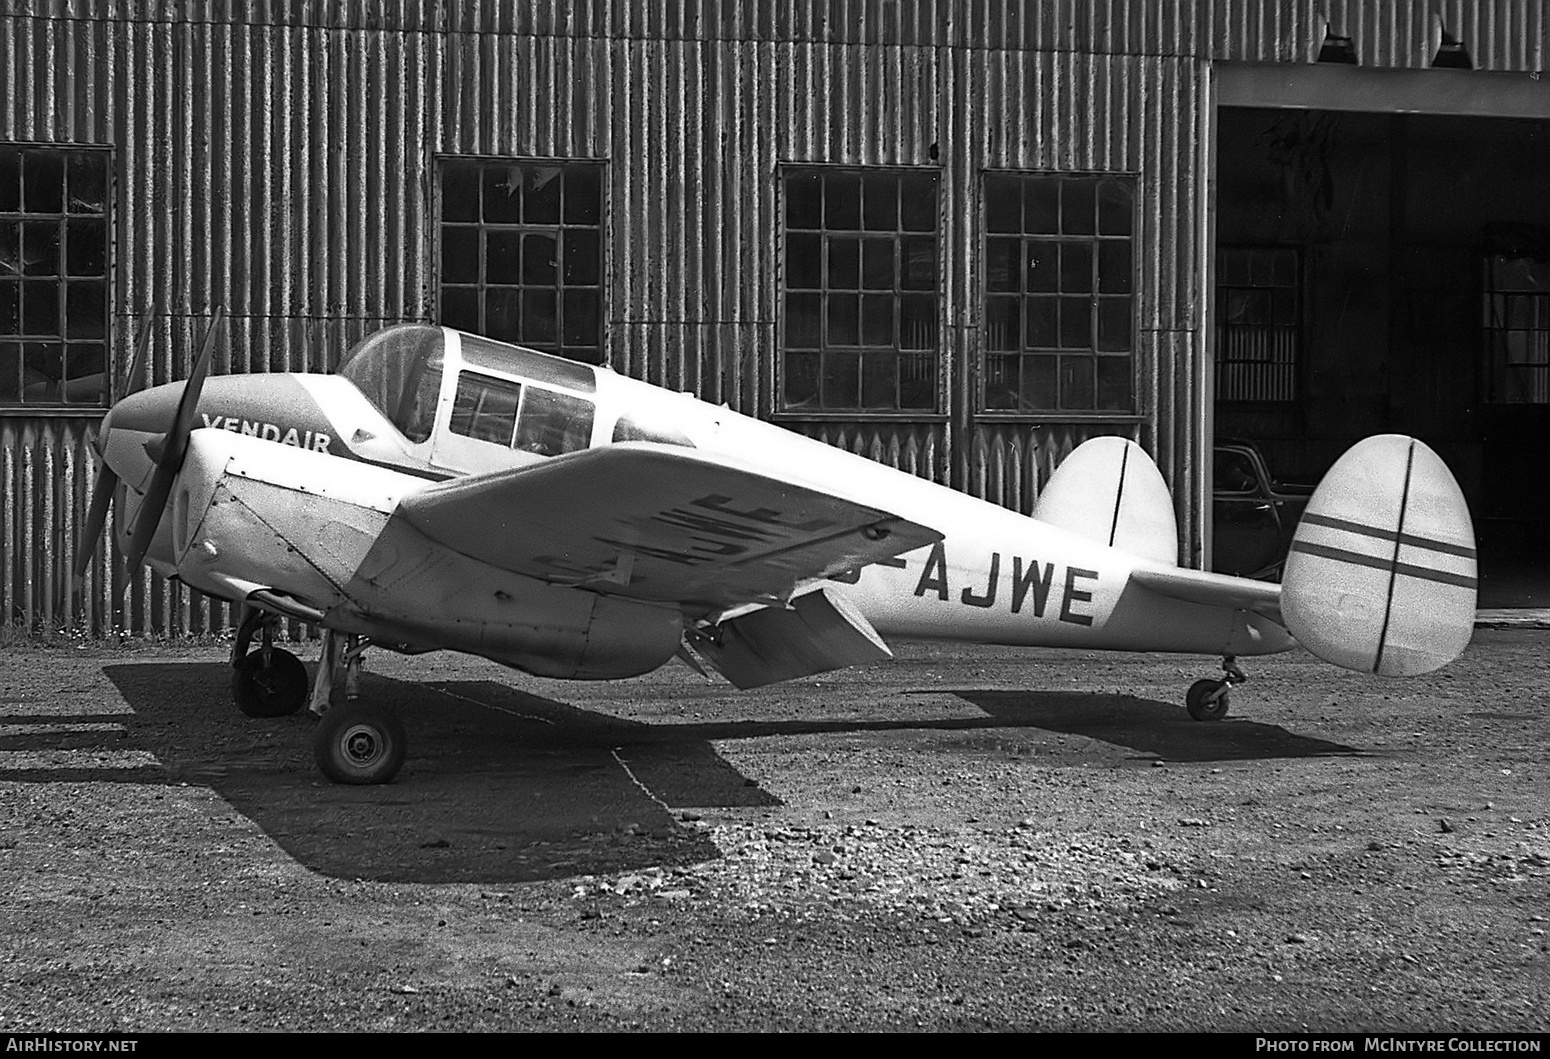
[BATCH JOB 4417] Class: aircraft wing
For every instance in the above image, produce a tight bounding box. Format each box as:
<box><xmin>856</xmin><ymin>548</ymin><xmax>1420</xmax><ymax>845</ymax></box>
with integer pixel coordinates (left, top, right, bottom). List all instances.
<box><xmin>397</xmin><ymin>442</ymin><xmax>942</xmax><ymax>611</ymax></box>
<box><xmin>1130</xmin><ymin>564</ymin><xmax>1284</xmax><ymax>625</ymax></box>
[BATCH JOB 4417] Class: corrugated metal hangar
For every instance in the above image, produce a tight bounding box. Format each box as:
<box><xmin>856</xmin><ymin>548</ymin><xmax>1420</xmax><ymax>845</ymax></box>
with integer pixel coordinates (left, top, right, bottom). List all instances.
<box><xmin>3</xmin><ymin>0</ymin><xmax>1549</xmax><ymax>635</ymax></box>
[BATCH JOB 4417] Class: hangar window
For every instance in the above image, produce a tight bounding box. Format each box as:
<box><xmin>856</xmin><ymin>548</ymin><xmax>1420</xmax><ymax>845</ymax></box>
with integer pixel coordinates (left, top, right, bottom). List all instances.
<box><xmin>437</xmin><ymin>158</ymin><xmax>605</xmax><ymax>366</ymax></box>
<box><xmin>780</xmin><ymin>168</ymin><xmax>939</xmax><ymax>412</ymax></box>
<box><xmin>1215</xmin><ymin>246</ymin><xmax>1300</xmax><ymax>403</ymax></box>
<box><xmin>1484</xmin><ymin>253</ymin><xmax>1550</xmax><ymax>405</ymax></box>
<box><xmin>981</xmin><ymin>173</ymin><xmax>1136</xmax><ymax>414</ymax></box>
<box><xmin>0</xmin><ymin>144</ymin><xmax>111</xmax><ymax>410</ymax></box>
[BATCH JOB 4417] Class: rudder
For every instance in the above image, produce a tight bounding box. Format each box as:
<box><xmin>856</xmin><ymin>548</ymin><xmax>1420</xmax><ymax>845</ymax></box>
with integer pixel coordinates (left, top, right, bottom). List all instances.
<box><xmin>1280</xmin><ymin>435</ymin><xmax>1476</xmax><ymax>676</ymax></box>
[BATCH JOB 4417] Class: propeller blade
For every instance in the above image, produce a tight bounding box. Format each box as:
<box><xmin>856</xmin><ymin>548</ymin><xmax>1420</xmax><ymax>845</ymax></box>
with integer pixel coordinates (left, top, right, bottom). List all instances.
<box><xmin>72</xmin><ymin>463</ymin><xmax>120</xmax><ymax>582</ymax></box>
<box><xmin>119</xmin><ymin>307</ymin><xmax>226</xmax><ymax>579</ymax></box>
<box><xmin>118</xmin><ymin>312</ymin><xmax>156</xmax><ymax>399</ymax></box>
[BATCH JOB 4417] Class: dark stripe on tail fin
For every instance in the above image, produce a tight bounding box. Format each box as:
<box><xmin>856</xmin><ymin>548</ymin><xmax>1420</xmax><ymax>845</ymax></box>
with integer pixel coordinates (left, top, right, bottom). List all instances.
<box><xmin>1297</xmin><ymin>512</ymin><xmax>1476</xmax><ymax>559</ymax></box>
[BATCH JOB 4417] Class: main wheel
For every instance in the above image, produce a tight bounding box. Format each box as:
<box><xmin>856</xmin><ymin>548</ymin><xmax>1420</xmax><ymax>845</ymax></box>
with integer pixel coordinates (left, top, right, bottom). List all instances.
<box><xmin>232</xmin><ymin>648</ymin><xmax>309</xmax><ymax>718</ymax></box>
<box><xmin>1186</xmin><ymin>678</ymin><xmax>1231</xmax><ymax>721</ymax></box>
<box><xmin>314</xmin><ymin>704</ymin><xmax>406</xmax><ymax>785</ymax></box>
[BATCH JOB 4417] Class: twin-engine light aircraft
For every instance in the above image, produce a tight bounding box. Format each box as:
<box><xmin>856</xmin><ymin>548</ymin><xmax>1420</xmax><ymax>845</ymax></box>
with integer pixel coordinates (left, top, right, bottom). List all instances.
<box><xmin>76</xmin><ymin>314</ymin><xmax>1478</xmax><ymax>784</ymax></box>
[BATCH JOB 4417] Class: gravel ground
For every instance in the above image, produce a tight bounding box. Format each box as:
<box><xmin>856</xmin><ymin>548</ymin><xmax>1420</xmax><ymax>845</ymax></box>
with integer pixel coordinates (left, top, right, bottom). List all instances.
<box><xmin>0</xmin><ymin>632</ymin><xmax>1546</xmax><ymax>1031</ymax></box>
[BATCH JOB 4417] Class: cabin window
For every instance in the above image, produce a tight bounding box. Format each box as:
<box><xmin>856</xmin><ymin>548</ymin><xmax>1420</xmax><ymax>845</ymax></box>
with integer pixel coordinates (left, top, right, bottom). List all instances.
<box><xmin>0</xmin><ymin>144</ymin><xmax>111</xmax><ymax>410</ymax></box>
<box><xmin>449</xmin><ymin>371</ymin><xmax>594</xmax><ymax>456</ymax></box>
<box><xmin>780</xmin><ymin>167</ymin><xmax>940</xmax><ymax>412</ymax></box>
<box><xmin>612</xmin><ymin>413</ymin><xmax>694</xmax><ymax>447</ymax></box>
<box><xmin>437</xmin><ymin>158</ymin><xmax>605</xmax><ymax>365</ymax></box>
<box><xmin>1216</xmin><ymin>246</ymin><xmax>1301</xmax><ymax>403</ymax></box>
<box><xmin>981</xmin><ymin>173</ymin><xmax>1136</xmax><ymax>413</ymax></box>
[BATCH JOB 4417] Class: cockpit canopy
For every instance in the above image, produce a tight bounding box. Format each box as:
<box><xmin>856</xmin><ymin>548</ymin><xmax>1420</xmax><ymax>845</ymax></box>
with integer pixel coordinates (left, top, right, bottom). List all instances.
<box><xmin>337</xmin><ymin>323</ymin><xmax>447</xmax><ymax>443</ymax></box>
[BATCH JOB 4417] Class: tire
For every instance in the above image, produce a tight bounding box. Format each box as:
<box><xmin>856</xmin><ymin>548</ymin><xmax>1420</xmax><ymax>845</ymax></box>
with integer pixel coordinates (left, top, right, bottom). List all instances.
<box><xmin>313</xmin><ymin>704</ymin><xmax>406</xmax><ymax>785</ymax></box>
<box><xmin>1186</xmin><ymin>678</ymin><xmax>1230</xmax><ymax>722</ymax></box>
<box><xmin>231</xmin><ymin>648</ymin><xmax>309</xmax><ymax>718</ymax></box>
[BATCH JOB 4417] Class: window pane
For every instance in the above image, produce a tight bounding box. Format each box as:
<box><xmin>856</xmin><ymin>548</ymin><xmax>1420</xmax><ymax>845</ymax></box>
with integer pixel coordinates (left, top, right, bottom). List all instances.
<box><xmin>1059</xmin><ymin>297</ymin><xmax>1091</xmax><ymax>348</ymax></box>
<box><xmin>860</xmin><ymin>351</ymin><xmax>896</xmax><ymax>408</ymax></box>
<box><xmin>1027</xmin><ymin>242</ymin><xmax>1058</xmax><ymax>293</ymax></box>
<box><xmin>22</xmin><ymin>221</ymin><xmax>60</xmax><ymax>276</ymax></box>
<box><xmin>899</xmin><ymin>173</ymin><xmax>935</xmax><ymax>232</ymax></box>
<box><xmin>1023</xmin><ymin>355</ymin><xmax>1057</xmax><ymax>409</ymax></box>
<box><xmin>440</xmin><ymin>286</ymin><xmax>480</xmax><ymax>332</ymax></box>
<box><xmin>1096</xmin><ymin>354</ymin><xmax>1132</xmax><ymax>410</ymax></box>
<box><xmin>1096</xmin><ymin>296</ymin><xmax>1132</xmax><ymax>352</ymax></box>
<box><xmin>827</xmin><ymin>293</ymin><xmax>859</xmax><ymax>346</ymax></box>
<box><xmin>900</xmin><ymin>294</ymin><xmax>936</xmax><ymax>350</ymax></box>
<box><xmin>523</xmin><ymin>233</ymin><xmax>557</xmax><ymax>284</ymax></box>
<box><xmin>22</xmin><ymin>280</ymin><xmax>59</xmax><ymax>335</ymax></box>
<box><xmin>522</xmin><ymin>289</ymin><xmax>557</xmax><ymax>345</ymax></box>
<box><xmin>516</xmin><ymin>386</ymin><xmax>594</xmax><ymax>456</ymax></box>
<box><xmin>450</xmin><ymin>374</ymin><xmax>521</xmax><ymax>444</ymax></box>
<box><xmin>442</xmin><ymin>227</ymin><xmax>479</xmax><ymax>283</ymax></box>
<box><xmin>65</xmin><ymin>281</ymin><xmax>105</xmax><ymax>339</ymax></box>
<box><xmin>1024</xmin><ymin>181</ymin><xmax>1059</xmax><ymax>233</ymax></box>
<box><xmin>1059</xmin><ymin>242</ymin><xmax>1093</xmax><ymax>293</ymax></box>
<box><xmin>862</xmin><ymin>174</ymin><xmax>896</xmax><ymax>230</ymax></box>
<box><xmin>786</xmin><ymin>292</ymin><xmax>822</xmax><ymax>347</ymax></box>
<box><xmin>486</xmin><ymin>287</ymin><xmax>521</xmax><ymax>341</ymax></box>
<box><xmin>563</xmin><ymin>167</ymin><xmax>601</xmax><ymax>225</ymax></box>
<box><xmin>861</xmin><ymin>238</ymin><xmax>894</xmax><ymax>290</ymax></box>
<box><xmin>785</xmin><ymin>172</ymin><xmax>822</xmax><ymax>229</ymax></box>
<box><xmin>821</xmin><ymin>350</ymin><xmax>859</xmax><ymax>406</ymax></box>
<box><xmin>483</xmin><ymin>167</ymin><xmax>522</xmax><ymax>223</ymax></box>
<box><xmin>0</xmin><ymin>150</ymin><xmax>18</xmax><ymax>212</ymax></box>
<box><xmin>1098</xmin><ymin>179</ymin><xmax>1132</xmax><ymax>235</ymax></box>
<box><xmin>785</xmin><ymin>351</ymin><xmax>820</xmax><ymax>407</ymax></box>
<box><xmin>828</xmin><ymin>237</ymin><xmax>859</xmax><ymax>289</ymax></box>
<box><xmin>0</xmin><ymin>280</ymin><xmax>16</xmax><ymax>331</ymax></box>
<box><xmin>442</xmin><ymin>165</ymin><xmax>481</xmax><ymax>222</ymax></box>
<box><xmin>1059</xmin><ymin>354</ymin><xmax>1095</xmax><ymax>409</ymax></box>
<box><xmin>983</xmin><ymin>353</ymin><xmax>1019</xmax><ymax>409</ymax></box>
<box><xmin>985</xmin><ymin>176</ymin><xmax>1021</xmax><ymax>233</ymax></box>
<box><xmin>524</xmin><ymin>167</ymin><xmax>562</xmax><ymax>224</ymax></box>
<box><xmin>786</xmin><ymin>232</ymin><xmax>822</xmax><ymax>288</ymax></box>
<box><xmin>900</xmin><ymin>235</ymin><xmax>934</xmax><ymax>291</ymax></box>
<box><xmin>898</xmin><ymin>352</ymin><xmax>935</xmax><ymax>408</ymax></box>
<box><xmin>562</xmin><ymin>229</ymin><xmax>599</xmax><ymax>286</ymax></box>
<box><xmin>64</xmin><ymin>343</ymin><xmax>106</xmax><ymax>403</ymax></box>
<box><xmin>486</xmin><ymin>231</ymin><xmax>521</xmax><ymax>283</ymax></box>
<box><xmin>562</xmin><ymin>288</ymin><xmax>599</xmax><ymax>347</ymax></box>
<box><xmin>24</xmin><ymin>342</ymin><xmax>63</xmax><ymax>401</ymax></box>
<box><xmin>1061</xmin><ymin>180</ymin><xmax>1095</xmax><ymax>235</ymax></box>
<box><xmin>1097</xmin><ymin>240</ymin><xmax>1131</xmax><ymax>294</ymax></box>
<box><xmin>66</xmin><ymin>218</ymin><xmax>106</xmax><ymax>276</ymax></box>
<box><xmin>67</xmin><ymin>153</ymin><xmax>107</xmax><ymax>213</ymax></box>
<box><xmin>824</xmin><ymin>173</ymin><xmax>861</xmax><ymax>229</ymax></box>
<box><xmin>986</xmin><ymin>237</ymin><xmax>1020</xmax><ymax>293</ymax></box>
<box><xmin>0</xmin><ymin>342</ymin><xmax>20</xmax><ymax>400</ymax></box>
<box><xmin>1026</xmin><ymin>297</ymin><xmax>1057</xmax><ymax>347</ymax></box>
<box><xmin>861</xmin><ymin>293</ymin><xmax>893</xmax><ymax>346</ymax></box>
<box><xmin>23</xmin><ymin>153</ymin><xmax>62</xmax><ymax>213</ymax></box>
<box><xmin>986</xmin><ymin>296</ymin><xmax>1020</xmax><ymax>351</ymax></box>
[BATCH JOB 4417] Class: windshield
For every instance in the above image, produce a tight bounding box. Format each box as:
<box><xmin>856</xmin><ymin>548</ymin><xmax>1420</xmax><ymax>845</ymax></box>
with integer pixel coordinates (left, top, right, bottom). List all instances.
<box><xmin>337</xmin><ymin>324</ymin><xmax>446</xmax><ymax>442</ymax></box>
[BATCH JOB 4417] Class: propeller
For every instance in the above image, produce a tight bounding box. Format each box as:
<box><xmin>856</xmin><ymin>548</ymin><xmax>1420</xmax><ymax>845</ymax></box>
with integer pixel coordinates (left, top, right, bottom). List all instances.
<box><xmin>73</xmin><ymin>312</ymin><xmax>156</xmax><ymax>583</ymax></box>
<box><xmin>118</xmin><ymin>307</ymin><xmax>226</xmax><ymax>581</ymax></box>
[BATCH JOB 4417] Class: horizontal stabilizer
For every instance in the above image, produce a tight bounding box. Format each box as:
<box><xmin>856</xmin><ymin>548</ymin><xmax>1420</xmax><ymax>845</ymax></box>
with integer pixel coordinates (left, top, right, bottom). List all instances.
<box><xmin>1033</xmin><ymin>437</ymin><xmax>1178</xmax><ymax>565</ymax></box>
<box><xmin>687</xmin><ymin>588</ymin><xmax>891</xmax><ymax>689</ymax></box>
<box><xmin>1280</xmin><ymin>435</ymin><xmax>1476</xmax><ymax>676</ymax></box>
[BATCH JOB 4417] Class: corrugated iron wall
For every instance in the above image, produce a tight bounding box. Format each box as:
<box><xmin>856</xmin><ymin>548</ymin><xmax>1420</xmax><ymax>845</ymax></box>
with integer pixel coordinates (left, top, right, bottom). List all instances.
<box><xmin>3</xmin><ymin>0</ymin><xmax>1546</xmax><ymax>634</ymax></box>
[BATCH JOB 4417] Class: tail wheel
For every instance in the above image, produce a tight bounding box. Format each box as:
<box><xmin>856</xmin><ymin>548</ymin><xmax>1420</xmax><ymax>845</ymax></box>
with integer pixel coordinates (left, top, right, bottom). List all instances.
<box><xmin>1186</xmin><ymin>678</ymin><xmax>1230</xmax><ymax>721</ymax></box>
<box><xmin>314</xmin><ymin>704</ymin><xmax>406</xmax><ymax>785</ymax></box>
<box><xmin>232</xmin><ymin>648</ymin><xmax>309</xmax><ymax>718</ymax></box>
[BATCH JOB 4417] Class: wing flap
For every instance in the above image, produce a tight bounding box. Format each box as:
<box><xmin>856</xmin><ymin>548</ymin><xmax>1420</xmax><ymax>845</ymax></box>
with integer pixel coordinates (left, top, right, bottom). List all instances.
<box><xmin>688</xmin><ymin>588</ymin><xmax>891</xmax><ymax>689</ymax></box>
<box><xmin>398</xmin><ymin>443</ymin><xmax>941</xmax><ymax>610</ymax></box>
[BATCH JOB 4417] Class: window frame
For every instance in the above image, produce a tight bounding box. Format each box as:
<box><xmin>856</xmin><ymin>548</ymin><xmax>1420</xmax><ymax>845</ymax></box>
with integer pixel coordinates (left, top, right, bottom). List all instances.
<box><xmin>0</xmin><ymin>142</ymin><xmax>114</xmax><ymax>416</ymax></box>
<box><xmin>775</xmin><ymin>164</ymin><xmax>944</xmax><ymax>419</ymax></box>
<box><xmin>1482</xmin><ymin>252</ymin><xmax>1550</xmax><ymax>406</ymax></box>
<box><xmin>435</xmin><ymin>155</ymin><xmax>608</xmax><ymax>366</ymax></box>
<box><xmin>1214</xmin><ymin>244</ymin><xmax>1303</xmax><ymax>406</ymax></box>
<box><xmin>977</xmin><ymin>169</ymin><xmax>1140</xmax><ymax>419</ymax></box>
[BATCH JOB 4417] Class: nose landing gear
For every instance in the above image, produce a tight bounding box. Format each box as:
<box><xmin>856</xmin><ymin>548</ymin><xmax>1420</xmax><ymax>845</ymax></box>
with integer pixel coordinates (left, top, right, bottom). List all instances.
<box><xmin>1186</xmin><ymin>655</ymin><xmax>1246</xmax><ymax>721</ymax></box>
<box><xmin>230</xmin><ymin>605</ymin><xmax>308</xmax><ymax>718</ymax></box>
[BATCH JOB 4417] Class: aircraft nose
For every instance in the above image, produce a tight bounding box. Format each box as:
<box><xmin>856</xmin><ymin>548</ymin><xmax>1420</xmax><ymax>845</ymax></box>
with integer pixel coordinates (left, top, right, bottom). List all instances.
<box><xmin>106</xmin><ymin>381</ymin><xmax>184</xmax><ymax>436</ymax></box>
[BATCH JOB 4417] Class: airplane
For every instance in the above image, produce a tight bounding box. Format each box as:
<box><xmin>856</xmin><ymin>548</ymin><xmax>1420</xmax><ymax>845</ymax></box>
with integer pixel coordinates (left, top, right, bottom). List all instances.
<box><xmin>75</xmin><ymin>311</ymin><xmax>1478</xmax><ymax>785</ymax></box>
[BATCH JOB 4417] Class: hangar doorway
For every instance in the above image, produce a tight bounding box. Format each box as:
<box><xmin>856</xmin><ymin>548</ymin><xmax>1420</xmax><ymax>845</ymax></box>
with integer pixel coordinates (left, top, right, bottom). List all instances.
<box><xmin>1214</xmin><ymin>84</ymin><xmax>1550</xmax><ymax>607</ymax></box>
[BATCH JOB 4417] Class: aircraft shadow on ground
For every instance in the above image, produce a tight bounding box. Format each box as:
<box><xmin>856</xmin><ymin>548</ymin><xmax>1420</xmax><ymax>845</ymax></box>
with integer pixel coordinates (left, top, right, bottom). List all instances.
<box><xmin>3</xmin><ymin>663</ymin><xmax>1360</xmax><ymax>884</ymax></box>
<box><xmin>946</xmin><ymin>689</ymin><xmax>1362</xmax><ymax>763</ymax></box>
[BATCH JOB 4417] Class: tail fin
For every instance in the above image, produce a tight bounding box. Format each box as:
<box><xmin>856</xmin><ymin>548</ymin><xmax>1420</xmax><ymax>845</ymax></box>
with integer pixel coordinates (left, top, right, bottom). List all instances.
<box><xmin>1032</xmin><ymin>436</ymin><xmax>1178</xmax><ymax>565</ymax></box>
<box><xmin>1280</xmin><ymin>435</ymin><xmax>1476</xmax><ymax>675</ymax></box>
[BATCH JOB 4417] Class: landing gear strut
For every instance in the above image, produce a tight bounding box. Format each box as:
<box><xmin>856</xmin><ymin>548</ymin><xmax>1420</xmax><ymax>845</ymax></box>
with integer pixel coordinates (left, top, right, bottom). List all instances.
<box><xmin>308</xmin><ymin>630</ymin><xmax>406</xmax><ymax>785</ymax></box>
<box><xmin>1186</xmin><ymin>655</ymin><xmax>1246</xmax><ymax>722</ymax></box>
<box><xmin>230</xmin><ymin>605</ymin><xmax>308</xmax><ymax>718</ymax></box>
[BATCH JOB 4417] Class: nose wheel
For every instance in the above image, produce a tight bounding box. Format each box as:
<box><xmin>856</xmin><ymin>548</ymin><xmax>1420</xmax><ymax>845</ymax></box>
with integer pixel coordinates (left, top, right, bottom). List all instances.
<box><xmin>1186</xmin><ymin>655</ymin><xmax>1246</xmax><ymax>721</ymax></box>
<box><xmin>230</xmin><ymin>605</ymin><xmax>307</xmax><ymax>717</ymax></box>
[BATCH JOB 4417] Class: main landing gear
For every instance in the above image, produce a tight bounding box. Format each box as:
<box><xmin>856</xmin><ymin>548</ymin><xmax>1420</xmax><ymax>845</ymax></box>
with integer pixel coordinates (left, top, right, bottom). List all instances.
<box><xmin>1186</xmin><ymin>655</ymin><xmax>1246</xmax><ymax>722</ymax></box>
<box><xmin>307</xmin><ymin>629</ymin><xmax>406</xmax><ymax>786</ymax></box>
<box><xmin>227</xmin><ymin>610</ymin><xmax>407</xmax><ymax>785</ymax></box>
<box><xmin>230</xmin><ymin>606</ymin><xmax>308</xmax><ymax>718</ymax></box>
